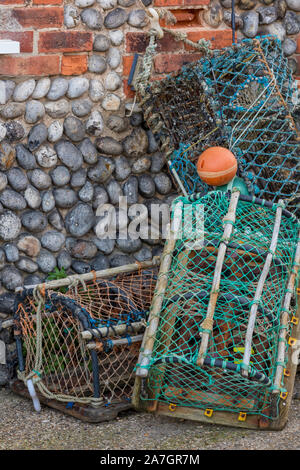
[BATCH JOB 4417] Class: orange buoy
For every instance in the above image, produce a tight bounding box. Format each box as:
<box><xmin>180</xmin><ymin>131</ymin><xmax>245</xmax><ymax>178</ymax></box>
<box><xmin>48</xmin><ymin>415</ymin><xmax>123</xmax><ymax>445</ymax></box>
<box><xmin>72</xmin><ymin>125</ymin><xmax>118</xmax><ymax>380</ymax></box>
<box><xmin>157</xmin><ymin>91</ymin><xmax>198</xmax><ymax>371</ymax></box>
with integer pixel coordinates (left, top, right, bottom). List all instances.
<box><xmin>196</xmin><ymin>146</ymin><xmax>237</xmax><ymax>186</ymax></box>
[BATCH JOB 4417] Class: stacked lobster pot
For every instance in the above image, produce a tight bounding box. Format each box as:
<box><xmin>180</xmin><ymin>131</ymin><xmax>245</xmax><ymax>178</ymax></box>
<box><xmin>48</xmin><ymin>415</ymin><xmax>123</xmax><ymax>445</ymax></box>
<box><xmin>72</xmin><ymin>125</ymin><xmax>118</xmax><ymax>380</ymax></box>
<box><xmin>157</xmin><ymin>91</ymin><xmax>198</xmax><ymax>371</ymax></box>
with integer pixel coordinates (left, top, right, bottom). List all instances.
<box><xmin>133</xmin><ymin>192</ymin><xmax>300</xmax><ymax>429</ymax></box>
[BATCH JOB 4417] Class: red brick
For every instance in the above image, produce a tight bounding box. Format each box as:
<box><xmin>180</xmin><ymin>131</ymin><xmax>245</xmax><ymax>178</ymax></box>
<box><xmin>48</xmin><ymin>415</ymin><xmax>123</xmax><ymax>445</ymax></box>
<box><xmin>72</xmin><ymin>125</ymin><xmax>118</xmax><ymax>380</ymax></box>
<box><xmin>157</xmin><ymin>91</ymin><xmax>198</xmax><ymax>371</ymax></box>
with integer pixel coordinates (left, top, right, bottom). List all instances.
<box><xmin>126</xmin><ymin>31</ymin><xmax>182</xmax><ymax>54</ymax></box>
<box><xmin>123</xmin><ymin>55</ymin><xmax>134</xmax><ymax>77</ymax></box>
<box><xmin>33</xmin><ymin>0</ymin><xmax>63</xmax><ymax>4</ymax></box>
<box><xmin>61</xmin><ymin>55</ymin><xmax>87</xmax><ymax>75</ymax></box>
<box><xmin>0</xmin><ymin>0</ymin><xmax>25</xmax><ymax>4</ymax></box>
<box><xmin>295</xmin><ymin>55</ymin><xmax>300</xmax><ymax>75</ymax></box>
<box><xmin>0</xmin><ymin>31</ymin><xmax>33</xmax><ymax>53</ymax></box>
<box><xmin>154</xmin><ymin>0</ymin><xmax>183</xmax><ymax>6</ymax></box>
<box><xmin>39</xmin><ymin>31</ymin><xmax>93</xmax><ymax>53</ymax></box>
<box><xmin>184</xmin><ymin>0</ymin><xmax>210</xmax><ymax>5</ymax></box>
<box><xmin>154</xmin><ymin>53</ymin><xmax>202</xmax><ymax>73</ymax></box>
<box><xmin>13</xmin><ymin>7</ymin><xmax>63</xmax><ymax>29</ymax></box>
<box><xmin>185</xmin><ymin>29</ymin><xmax>232</xmax><ymax>51</ymax></box>
<box><xmin>0</xmin><ymin>55</ymin><xmax>60</xmax><ymax>76</ymax></box>
<box><xmin>297</xmin><ymin>39</ymin><xmax>300</xmax><ymax>54</ymax></box>
<box><xmin>123</xmin><ymin>79</ymin><xmax>135</xmax><ymax>98</ymax></box>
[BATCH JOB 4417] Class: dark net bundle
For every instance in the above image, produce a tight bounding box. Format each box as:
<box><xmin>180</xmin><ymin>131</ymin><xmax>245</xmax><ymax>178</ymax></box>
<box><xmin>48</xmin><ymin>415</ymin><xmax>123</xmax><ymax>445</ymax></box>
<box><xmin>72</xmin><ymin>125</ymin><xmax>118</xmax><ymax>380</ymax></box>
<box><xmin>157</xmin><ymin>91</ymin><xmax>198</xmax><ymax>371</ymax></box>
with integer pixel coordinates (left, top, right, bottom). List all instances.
<box><xmin>15</xmin><ymin>268</ymin><xmax>157</xmax><ymax>406</ymax></box>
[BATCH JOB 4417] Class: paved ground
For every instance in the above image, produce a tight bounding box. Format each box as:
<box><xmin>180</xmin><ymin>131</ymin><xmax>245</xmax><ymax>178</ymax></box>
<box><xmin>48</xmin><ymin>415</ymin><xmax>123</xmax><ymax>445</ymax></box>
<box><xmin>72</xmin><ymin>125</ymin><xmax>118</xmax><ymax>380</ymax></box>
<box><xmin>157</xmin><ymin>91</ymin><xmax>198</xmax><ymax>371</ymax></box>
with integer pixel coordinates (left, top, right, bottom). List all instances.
<box><xmin>0</xmin><ymin>382</ymin><xmax>300</xmax><ymax>450</ymax></box>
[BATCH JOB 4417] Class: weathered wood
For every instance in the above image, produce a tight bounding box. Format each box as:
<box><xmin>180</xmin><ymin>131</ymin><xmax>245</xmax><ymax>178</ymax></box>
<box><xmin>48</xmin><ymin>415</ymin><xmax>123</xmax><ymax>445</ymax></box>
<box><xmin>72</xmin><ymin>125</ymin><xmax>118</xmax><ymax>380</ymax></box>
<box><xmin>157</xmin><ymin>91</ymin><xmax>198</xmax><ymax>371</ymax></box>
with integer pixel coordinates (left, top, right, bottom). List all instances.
<box><xmin>86</xmin><ymin>334</ymin><xmax>143</xmax><ymax>351</ymax></box>
<box><xmin>81</xmin><ymin>321</ymin><xmax>145</xmax><ymax>340</ymax></box>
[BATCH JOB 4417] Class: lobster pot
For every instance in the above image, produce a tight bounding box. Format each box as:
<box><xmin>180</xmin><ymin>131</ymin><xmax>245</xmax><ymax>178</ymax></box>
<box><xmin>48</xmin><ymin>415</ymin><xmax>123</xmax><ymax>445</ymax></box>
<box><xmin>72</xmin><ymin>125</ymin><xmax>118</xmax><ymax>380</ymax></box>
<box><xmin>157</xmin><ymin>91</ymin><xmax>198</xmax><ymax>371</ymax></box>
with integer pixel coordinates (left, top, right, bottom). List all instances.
<box><xmin>141</xmin><ymin>36</ymin><xmax>299</xmax><ymax>216</ymax></box>
<box><xmin>14</xmin><ymin>267</ymin><xmax>157</xmax><ymax>421</ymax></box>
<box><xmin>134</xmin><ymin>191</ymin><xmax>300</xmax><ymax>429</ymax></box>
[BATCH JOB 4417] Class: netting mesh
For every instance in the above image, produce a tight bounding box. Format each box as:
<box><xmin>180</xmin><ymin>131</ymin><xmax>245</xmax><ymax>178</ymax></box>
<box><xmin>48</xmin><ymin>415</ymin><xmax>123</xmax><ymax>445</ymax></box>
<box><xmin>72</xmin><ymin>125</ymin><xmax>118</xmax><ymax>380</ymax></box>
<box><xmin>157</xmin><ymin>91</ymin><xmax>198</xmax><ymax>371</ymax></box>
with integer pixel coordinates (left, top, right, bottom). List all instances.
<box><xmin>138</xmin><ymin>192</ymin><xmax>299</xmax><ymax>419</ymax></box>
<box><xmin>15</xmin><ymin>268</ymin><xmax>157</xmax><ymax>405</ymax></box>
<box><xmin>141</xmin><ymin>36</ymin><xmax>300</xmax><ymax>216</ymax></box>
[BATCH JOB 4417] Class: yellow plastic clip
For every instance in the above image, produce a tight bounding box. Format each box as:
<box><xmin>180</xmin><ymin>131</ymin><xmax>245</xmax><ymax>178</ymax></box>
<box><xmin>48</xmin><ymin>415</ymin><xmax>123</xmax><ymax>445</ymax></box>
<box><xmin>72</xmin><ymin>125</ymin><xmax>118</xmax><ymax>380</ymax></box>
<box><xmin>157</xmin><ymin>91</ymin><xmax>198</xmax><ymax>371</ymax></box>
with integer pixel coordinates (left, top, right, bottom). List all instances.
<box><xmin>283</xmin><ymin>368</ymin><xmax>290</xmax><ymax>377</ymax></box>
<box><xmin>238</xmin><ymin>412</ymin><xmax>247</xmax><ymax>422</ymax></box>
<box><xmin>291</xmin><ymin>316</ymin><xmax>299</xmax><ymax>325</ymax></box>
<box><xmin>204</xmin><ymin>408</ymin><xmax>213</xmax><ymax>418</ymax></box>
<box><xmin>169</xmin><ymin>403</ymin><xmax>177</xmax><ymax>412</ymax></box>
<box><xmin>288</xmin><ymin>337</ymin><xmax>297</xmax><ymax>346</ymax></box>
<box><xmin>280</xmin><ymin>391</ymin><xmax>288</xmax><ymax>400</ymax></box>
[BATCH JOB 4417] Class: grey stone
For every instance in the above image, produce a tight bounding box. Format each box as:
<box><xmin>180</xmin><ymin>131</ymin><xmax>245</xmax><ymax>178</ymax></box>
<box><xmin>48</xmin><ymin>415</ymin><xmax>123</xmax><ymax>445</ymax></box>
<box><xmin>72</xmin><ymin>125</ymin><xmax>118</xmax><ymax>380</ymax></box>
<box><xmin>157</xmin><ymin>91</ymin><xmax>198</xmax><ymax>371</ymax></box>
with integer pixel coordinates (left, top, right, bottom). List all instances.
<box><xmin>41</xmin><ymin>190</ymin><xmax>55</xmax><ymax>213</ymax></box>
<box><xmin>223</xmin><ymin>10</ymin><xmax>243</xmax><ymax>29</ymax></box>
<box><xmin>78</xmin><ymin>138</ymin><xmax>98</xmax><ymax>164</ymax></box>
<box><xmin>7</xmin><ymin>167</ymin><xmax>28</xmax><ymax>191</ymax></box>
<box><xmin>104</xmin><ymin>8</ymin><xmax>128</xmax><ymax>28</ymax></box>
<box><xmin>86</xmin><ymin>110</ymin><xmax>104</xmax><ymax>136</ymax></box>
<box><xmin>88</xmin><ymin>157</ymin><xmax>114</xmax><ymax>183</ymax></box>
<box><xmin>24</xmin><ymin>274</ymin><xmax>44</xmax><ymax>286</ymax></box>
<box><xmin>154</xmin><ymin>173</ymin><xmax>172</xmax><ymax>195</ymax></box>
<box><xmin>275</xmin><ymin>0</ymin><xmax>287</xmax><ymax>19</ymax></box>
<box><xmin>25</xmin><ymin>100</ymin><xmax>45</xmax><ymax>124</ymax></box>
<box><xmin>116</xmin><ymin>236</ymin><xmax>141</xmax><ymax>254</ymax></box>
<box><xmin>71</xmin><ymin>260</ymin><xmax>91</xmax><ymax>274</ymax></box>
<box><xmin>257</xmin><ymin>6</ymin><xmax>277</xmax><ymax>24</ymax></box>
<box><xmin>48</xmin><ymin>121</ymin><xmax>64</xmax><ymax>143</ymax></box>
<box><xmin>134</xmin><ymin>246</ymin><xmax>152</xmax><ymax>262</ymax></box>
<box><xmin>88</xmin><ymin>55</ymin><xmax>107</xmax><ymax>73</ymax></box>
<box><xmin>0</xmin><ymin>102</ymin><xmax>25</xmax><ymax>119</ymax></box>
<box><xmin>32</xmin><ymin>78</ymin><xmax>51</xmax><ymax>99</ymax></box>
<box><xmin>282</xmin><ymin>37</ymin><xmax>297</xmax><ymax>56</ymax></box>
<box><xmin>123</xmin><ymin>176</ymin><xmax>138</xmax><ymax>205</ymax></box>
<box><xmin>151</xmin><ymin>152</ymin><xmax>165</xmax><ymax>173</ymax></box>
<box><xmin>57</xmin><ymin>250</ymin><xmax>72</xmax><ymax>270</ymax></box>
<box><xmin>89</xmin><ymin>79</ymin><xmax>105</xmax><ymax>102</ymax></box>
<box><xmin>45</xmin><ymin>99</ymin><xmax>70</xmax><ymax>118</ymax></box>
<box><xmin>0</xmin><ymin>248</ymin><xmax>5</xmax><ymax>270</ymax></box>
<box><xmin>17</xmin><ymin>257</ymin><xmax>38</xmax><ymax>274</ymax></box>
<box><xmin>95</xmin><ymin>136</ymin><xmax>123</xmax><ymax>155</ymax></box>
<box><xmin>203</xmin><ymin>2</ymin><xmax>223</xmax><ymax>27</ymax></box>
<box><xmin>123</xmin><ymin>128</ymin><xmax>148</xmax><ymax>158</ymax></box>
<box><xmin>35</xmin><ymin>145</ymin><xmax>57</xmax><ymax>168</ymax></box>
<box><xmin>0</xmin><ymin>292</ymin><xmax>16</xmax><ymax>314</ymax></box>
<box><xmin>0</xmin><ymin>366</ymin><xmax>8</xmax><ymax>386</ymax></box>
<box><xmin>286</xmin><ymin>0</ymin><xmax>300</xmax><ymax>11</ymax></box>
<box><xmin>71</xmin><ymin>168</ymin><xmax>87</xmax><ymax>188</ymax></box>
<box><xmin>15</xmin><ymin>145</ymin><xmax>36</xmax><ymax>170</ymax></box>
<box><xmin>284</xmin><ymin>10</ymin><xmax>300</xmax><ymax>35</ymax></box>
<box><xmin>288</xmin><ymin>57</ymin><xmax>298</xmax><ymax>74</ymax></box>
<box><xmin>0</xmin><ymin>189</ymin><xmax>26</xmax><ymax>211</ymax></box>
<box><xmin>138</xmin><ymin>174</ymin><xmax>155</xmax><ymax>198</ymax></box>
<box><xmin>220</xmin><ymin>0</ymin><xmax>238</xmax><ymax>7</ymax></box>
<box><xmin>127</xmin><ymin>9</ymin><xmax>148</xmax><ymax>27</ymax></box>
<box><xmin>1</xmin><ymin>266</ymin><xmax>22</xmax><ymax>291</ymax></box>
<box><xmin>102</xmin><ymin>94</ymin><xmax>121</xmax><ymax>111</ymax></box>
<box><xmin>29</xmin><ymin>168</ymin><xmax>51</xmax><ymax>190</ymax></box>
<box><xmin>130</xmin><ymin>112</ymin><xmax>143</xmax><ymax>127</ymax></box>
<box><xmin>239</xmin><ymin>0</ymin><xmax>257</xmax><ymax>8</ymax></box>
<box><xmin>0</xmin><ymin>81</ymin><xmax>15</xmax><ymax>105</ymax></box>
<box><xmin>264</xmin><ymin>21</ymin><xmax>286</xmax><ymax>40</ymax></box>
<box><xmin>79</xmin><ymin>180</ymin><xmax>94</xmax><ymax>202</ymax></box>
<box><xmin>54</xmin><ymin>188</ymin><xmax>78</xmax><ymax>208</ymax></box>
<box><xmin>47</xmin><ymin>78</ymin><xmax>69</xmax><ymax>101</ymax></box>
<box><xmin>21</xmin><ymin>211</ymin><xmax>48</xmax><ymax>233</ymax></box>
<box><xmin>90</xmin><ymin>253</ymin><xmax>110</xmax><ymax>270</ymax></box>
<box><xmin>242</xmin><ymin>11</ymin><xmax>259</xmax><ymax>37</ymax></box>
<box><xmin>106</xmin><ymin>47</ymin><xmax>121</xmax><ymax>69</ymax></box>
<box><xmin>13</xmin><ymin>79</ymin><xmax>35</xmax><ymax>102</ymax></box>
<box><xmin>70</xmin><ymin>240</ymin><xmax>97</xmax><ymax>259</ymax></box>
<box><xmin>107</xmin><ymin>114</ymin><xmax>128</xmax><ymax>133</ymax></box>
<box><xmin>48</xmin><ymin>209</ymin><xmax>64</xmax><ymax>231</ymax></box>
<box><xmin>50</xmin><ymin>165</ymin><xmax>71</xmax><ymax>186</ymax></box>
<box><xmin>81</xmin><ymin>7</ymin><xmax>103</xmax><ymax>28</ymax></box>
<box><xmin>3</xmin><ymin>243</ymin><xmax>19</xmax><ymax>263</ymax></box>
<box><xmin>93</xmin><ymin>237</ymin><xmax>114</xmax><ymax>254</ymax></box>
<box><xmin>132</xmin><ymin>156</ymin><xmax>151</xmax><ymax>174</ymax></box>
<box><xmin>98</xmin><ymin>0</ymin><xmax>117</xmax><ymax>8</ymax></box>
<box><xmin>64</xmin><ymin>116</ymin><xmax>86</xmax><ymax>142</ymax></box>
<box><xmin>28</xmin><ymin>123</ymin><xmax>48</xmax><ymax>151</ymax></box>
<box><xmin>17</xmin><ymin>234</ymin><xmax>41</xmax><ymax>257</ymax></box>
<box><xmin>37</xmin><ymin>249</ymin><xmax>57</xmax><ymax>273</ymax></box>
<box><xmin>107</xmin><ymin>179</ymin><xmax>122</xmax><ymax>204</ymax></box>
<box><xmin>93</xmin><ymin>34</ymin><xmax>110</xmax><ymax>51</ymax></box>
<box><xmin>105</xmin><ymin>71</ymin><xmax>122</xmax><ymax>91</ymax></box>
<box><xmin>64</xmin><ymin>4</ymin><xmax>80</xmax><ymax>28</ymax></box>
<box><xmin>5</xmin><ymin>121</ymin><xmax>25</xmax><ymax>142</ymax></box>
<box><xmin>0</xmin><ymin>123</ymin><xmax>6</xmax><ymax>142</ymax></box>
<box><xmin>114</xmin><ymin>156</ymin><xmax>131</xmax><ymax>181</ymax></box>
<box><xmin>72</xmin><ymin>98</ymin><xmax>93</xmax><ymax>117</ymax></box>
<box><xmin>75</xmin><ymin>0</ymin><xmax>95</xmax><ymax>6</ymax></box>
<box><xmin>0</xmin><ymin>142</ymin><xmax>14</xmax><ymax>171</ymax></box>
<box><xmin>92</xmin><ymin>185</ymin><xmax>109</xmax><ymax>208</ymax></box>
<box><xmin>67</xmin><ymin>77</ymin><xmax>89</xmax><ymax>99</ymax></box>
<box><xmin>109</xmin><ymin>29</ymin><xmax>124</xmax><ymax>45</ymax></box>
<box><xmin>55</xmin><ymin>140</ymin><xmax>83</xmax><ymax>171</ymax></box>
<box><xmin>24</xmin><ymin>186</ymin><xmax>41</xmax><ymax>209</ymax></box>
<box><xmin>118</xmin><ymin>0</ymin><xmax>135</xmax><ymax>6</ymax></box>
<box><xmin>65</xmin><ymin>203</ymin><xmax>94</xmax><ymax>236</ymax></box>
<box><xmin>0</xmin><ymin>172</ymin><xmax>7</xmax><ymax>192</ymax></box>
<box><xmin>110</xmin><ymin>254</ymin><xmax>133</xmax><ymax>268</ymax></box>
<box><xmin>41</xmin><ymin>231</ymin><xmax>65</xmax><ymax>252</ymax></box>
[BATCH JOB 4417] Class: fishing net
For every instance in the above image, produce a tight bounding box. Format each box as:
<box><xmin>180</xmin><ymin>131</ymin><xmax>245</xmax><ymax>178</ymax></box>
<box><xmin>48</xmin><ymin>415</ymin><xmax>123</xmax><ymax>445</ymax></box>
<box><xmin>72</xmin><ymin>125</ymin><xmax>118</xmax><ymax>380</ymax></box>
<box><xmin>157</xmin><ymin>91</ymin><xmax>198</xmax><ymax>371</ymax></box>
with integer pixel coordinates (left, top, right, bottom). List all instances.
<box><xmin>140</xmin><ymin>35</ymin><xmax>300</xmax><ymax>217</ymax></box>
<box><xmin>14</xmin><ymin>267</ymin><xmax>157</xmax><ymax>407</ymax></box>
<box><xmin>136</xmin><ymin>191</ymin><xmax>300</xmax><ymax>422</ymax></box>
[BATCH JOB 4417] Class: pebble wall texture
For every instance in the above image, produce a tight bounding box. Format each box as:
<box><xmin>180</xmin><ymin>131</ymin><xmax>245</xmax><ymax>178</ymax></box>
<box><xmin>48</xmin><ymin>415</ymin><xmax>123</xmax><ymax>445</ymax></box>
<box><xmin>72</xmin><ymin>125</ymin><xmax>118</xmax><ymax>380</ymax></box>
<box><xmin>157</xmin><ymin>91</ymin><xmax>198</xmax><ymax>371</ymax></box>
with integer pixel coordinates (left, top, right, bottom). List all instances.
<box><xmin>0</xmin><ymin>0</ymin><xmax>299</xmax><ymax>385</ymax></box>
